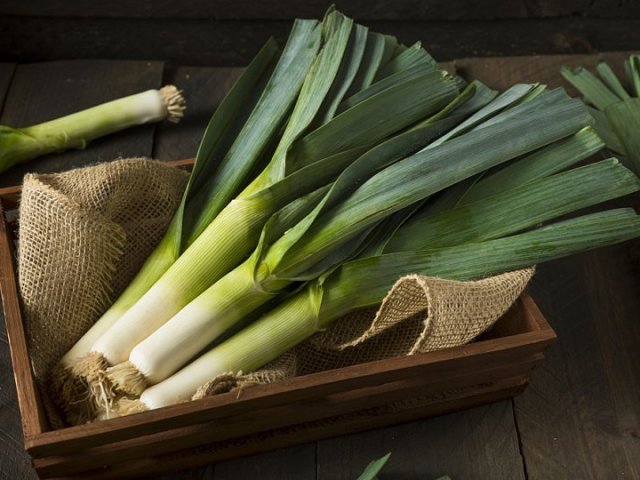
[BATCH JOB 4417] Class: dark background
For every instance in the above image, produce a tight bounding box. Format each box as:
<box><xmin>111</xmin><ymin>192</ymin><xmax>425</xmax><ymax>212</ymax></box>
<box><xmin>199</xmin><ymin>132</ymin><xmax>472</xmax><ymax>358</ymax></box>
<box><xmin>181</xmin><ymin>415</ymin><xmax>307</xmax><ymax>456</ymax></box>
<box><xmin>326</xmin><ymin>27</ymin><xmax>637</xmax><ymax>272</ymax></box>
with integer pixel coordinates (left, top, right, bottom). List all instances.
<box><xmin>1</xmin><ymin>2</ymin><xmax>639</xmax><ymax>480</ymax></box>
<box><xmin>2</xmin><ymin>0</ymin><xmax>640</xmax><ymax>65</ymax></box>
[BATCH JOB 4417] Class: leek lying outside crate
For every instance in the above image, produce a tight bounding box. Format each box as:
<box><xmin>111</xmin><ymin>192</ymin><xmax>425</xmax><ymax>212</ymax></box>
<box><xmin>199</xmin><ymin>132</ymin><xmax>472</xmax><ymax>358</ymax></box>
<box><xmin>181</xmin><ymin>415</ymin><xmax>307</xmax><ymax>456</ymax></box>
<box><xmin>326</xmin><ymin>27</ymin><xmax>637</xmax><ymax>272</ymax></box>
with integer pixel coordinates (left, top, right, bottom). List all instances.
<box><xmin>561</xmin><ymin>54</ymin><xmax>640</xmax><ymax>176</ymax></box>
<box><xmin>104</xmin><ymin>87</ymin><xmax>615</xmax><ymax>406</ymax></box>
<box><xmin>56</xmin><ymin>9</ymin><xmax>479</xmax><ymax>422</ymax></box>
<box><xmin>0</xmin><ymin>85</ymin><xmax>186</xmax><ymax>174</ymax></box>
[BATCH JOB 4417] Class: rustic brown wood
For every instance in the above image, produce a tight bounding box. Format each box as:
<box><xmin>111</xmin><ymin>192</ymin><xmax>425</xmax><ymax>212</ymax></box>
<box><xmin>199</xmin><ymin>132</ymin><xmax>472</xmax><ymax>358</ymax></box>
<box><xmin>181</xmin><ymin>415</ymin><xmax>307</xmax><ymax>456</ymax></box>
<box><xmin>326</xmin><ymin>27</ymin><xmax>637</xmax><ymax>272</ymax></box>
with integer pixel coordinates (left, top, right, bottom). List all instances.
<box><xmin>0</xmin><ymin>63</ymin><xmax>15</xmax><ymax>109</ymax></box>
<box><xmin>0</xmin><ymin>134</ymin><xmax>555</xmax><ymax>478</ymax></box>
<box><xmin>8</xmin><ymin>54</ymin><xmax>637</xmax><ymax>480</ymax></box>
<box><xmin>317</xmin><ymin>397</ymin><xmax>526</xmax><ymax>480</ymax></box>
<box><xmin>213</xmin><ymin>445</ymin><xmax>314</xmax><ymax>480</ymax></box>
<box><xmin>47</xmin><ymin>378</ymin><xmax>529</xmax><ymax>479</ymax></box>
<box><xmin>0</xmin><ymin>200</ymin><xmax>47</xmax><ymax>438</ymax></box>
<box><xmin>455</xmin><ymin>51</ymin><xmax>636</xmax><ymax>93</ymax></box>
<box><xmin>24</xmin><ymin>305</ymin><xmax>553</xmax><ymax>458</ymax></box>
<box><xmin>2</xmin><ymin>16</ymin><xmax>640</xmax><ymax>67</ymax></box>
<box><xmin>0</xmin><ymin>61</ymin><xmax>38</xmax><ymax>480</ymax></box>
<box><xmin>31</xmin><ymin>354</ymin><xmax>544</xmax><ymax>477</ymax></box>
<box><xmin>0</xmin><ymin>60</ymin><xmax>164</xmax><ymax>187</ymax></box>
<box><xmin>0</xmin><ymin>0</ymin><xmax>618</xmax><ymax>20</ymax></box>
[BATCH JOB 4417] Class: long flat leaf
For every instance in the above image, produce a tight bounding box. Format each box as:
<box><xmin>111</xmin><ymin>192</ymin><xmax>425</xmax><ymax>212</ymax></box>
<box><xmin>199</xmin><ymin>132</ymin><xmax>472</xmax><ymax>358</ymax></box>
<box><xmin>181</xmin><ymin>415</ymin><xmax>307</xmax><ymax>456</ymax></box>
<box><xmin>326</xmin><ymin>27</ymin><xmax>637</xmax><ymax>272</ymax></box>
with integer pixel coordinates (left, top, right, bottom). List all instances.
<box><xmin>461</xmin><ymin>125</ymin><xmax>604</xmax><ymax>203</ymax></box>
<box><xmin>287</xmin><ymin>69</ymin><xmax>458</xmax><ymax>171</ymax></box>
<box><xmin>184</xmin><ymin>19</ymin><xmax>322</xmax><ymax>243</ymax></box>
<box><xmin>561</xmin><ymin>65</ymin><xmax>621</xmax><ymax>110</ymax></box>
<box><xmin>345</xmin><ymin>32</ymin><xmax>389</xmax><ymax>95</ymax></box>
<box><xmin>374</xmin><ymin>41</ymin><xmax>434</xmax><ymax>80</ymax></box>
<box><xmin>605</xmin><ymin>98</ymin><xmax>640</xmax><ymax>175</ymax></box>
<box><xmin>253</xmin><ymin>11</ymin><xmax>354</xmax><ymax>190</ymax></box>
<box><xmin>385</xmin><ymin>158</ymin><xmax>640</xmax><ymax>251</ymax></box>
<box><xmin>314</xmin><ymin>23</ymin><xmax>369</xmax><ymax>125</ymax></box>
<box><xmin>319</xmin><ymin>209</ymin><xmax>640</xmax><ymax>321</ymax></box>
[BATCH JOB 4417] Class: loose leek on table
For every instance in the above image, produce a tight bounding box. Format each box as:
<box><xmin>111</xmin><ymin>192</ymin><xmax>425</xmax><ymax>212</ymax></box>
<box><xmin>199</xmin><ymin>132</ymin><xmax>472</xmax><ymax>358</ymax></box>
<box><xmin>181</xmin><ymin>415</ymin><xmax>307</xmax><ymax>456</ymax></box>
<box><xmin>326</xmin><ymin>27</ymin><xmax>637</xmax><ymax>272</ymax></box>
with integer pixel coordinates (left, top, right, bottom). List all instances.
<box><xmin>561</xmin><ymin>54</ymin><xmax>640</xmax><ymax>175</ymax></box>
<box><xmin>50</xmin><ymin>9</ymin><xmax>640</xmax><ymax>422</ymax></box>
<box><xmin>0</xmin><ymin>85</ymin><xmax>185</xmax><ymax>174</ymax></box>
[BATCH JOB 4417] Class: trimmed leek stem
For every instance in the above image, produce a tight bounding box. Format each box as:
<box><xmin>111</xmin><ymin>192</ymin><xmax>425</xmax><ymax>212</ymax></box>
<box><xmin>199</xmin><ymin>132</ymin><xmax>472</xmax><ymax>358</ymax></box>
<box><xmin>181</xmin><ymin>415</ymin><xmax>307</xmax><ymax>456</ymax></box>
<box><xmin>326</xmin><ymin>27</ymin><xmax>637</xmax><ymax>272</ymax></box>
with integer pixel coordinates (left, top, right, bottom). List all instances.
<box><xmin>129</xmin><ymin>261</ymin><xmax>279</xmax><ymax>385</ymax></box>
<box><xmin>140</xmin><ymin>287</ymin><xmax>320</xmax><ymax>409</ymax></box>
<box><xmin>87</xmin><ymin>69</ymin><xmax>459</xmax><ymax>365</ymax></box>
<box><xmin>59</xmin><ymin>223</ymin><xmax>179</xmax><ymax>366</ymax></box>
<box><xmin>0</xmin><ymin>86</ymin><xmax>185</xmax><ymax>173</ymax></box>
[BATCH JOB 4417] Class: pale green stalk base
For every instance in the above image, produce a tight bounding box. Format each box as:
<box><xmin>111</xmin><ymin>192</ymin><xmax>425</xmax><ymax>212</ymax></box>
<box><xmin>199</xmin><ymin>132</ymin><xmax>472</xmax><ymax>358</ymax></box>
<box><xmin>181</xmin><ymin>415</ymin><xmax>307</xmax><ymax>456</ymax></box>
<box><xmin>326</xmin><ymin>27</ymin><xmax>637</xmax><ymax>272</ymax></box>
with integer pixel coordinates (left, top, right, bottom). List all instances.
<box><xmin>0</xmin><ymin>86</ymin><xmax>185</xmax><ymax>173</ymax></box>
<box><xmin>108</xmin><ymin>259</ymin><xmax>278</xmax><ymax>392</ymax></box>
<box><xmin>137</xmin><ymin>287</ymin><xmax>320</xmax><ymax>410</ymax></box>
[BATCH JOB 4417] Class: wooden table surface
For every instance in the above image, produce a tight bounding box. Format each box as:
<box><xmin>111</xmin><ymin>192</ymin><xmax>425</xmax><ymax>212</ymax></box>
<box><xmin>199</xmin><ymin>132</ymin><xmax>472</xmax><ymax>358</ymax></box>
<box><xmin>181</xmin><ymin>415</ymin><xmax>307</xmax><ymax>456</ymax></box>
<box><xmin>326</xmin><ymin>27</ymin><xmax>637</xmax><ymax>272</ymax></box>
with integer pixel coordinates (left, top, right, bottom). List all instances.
<box><xmin>0</xmin><ymin>53</ymin><xmax>639</xmax><ymax>480</ymax></box>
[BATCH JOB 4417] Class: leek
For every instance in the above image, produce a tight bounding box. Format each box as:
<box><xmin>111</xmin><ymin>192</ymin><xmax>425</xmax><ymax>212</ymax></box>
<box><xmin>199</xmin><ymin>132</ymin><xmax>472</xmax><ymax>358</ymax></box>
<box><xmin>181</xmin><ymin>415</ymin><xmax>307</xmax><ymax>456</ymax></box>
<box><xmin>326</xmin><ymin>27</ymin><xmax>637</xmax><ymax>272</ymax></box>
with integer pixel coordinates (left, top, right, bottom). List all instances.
<box><xmin>0</xmin><ymin>85</ymin><xmax>186</xmax><ymax>174</ymax></box>
<box><xmin>562</xmin><ymin>55</ymin><xmax>640</xmax><ymax>175</ymax></box>
<box><xmin>72</xmin><ymin>10</ymin><xmax>467</xmax><ymax>413</ymax></box>
<box><xmin>54</xmin><ymin>20</ymin><xmax>322</xmax><ymax>421</ymax></box>
<box><xmin>134</xmin><ymin>209</ymin><xmax>640</xmax><ymax>410</ymax></box>
<box><xmin>107</xmin><ymin>91</ymin><xmax>593</xmax><ymax>395</ymax></box>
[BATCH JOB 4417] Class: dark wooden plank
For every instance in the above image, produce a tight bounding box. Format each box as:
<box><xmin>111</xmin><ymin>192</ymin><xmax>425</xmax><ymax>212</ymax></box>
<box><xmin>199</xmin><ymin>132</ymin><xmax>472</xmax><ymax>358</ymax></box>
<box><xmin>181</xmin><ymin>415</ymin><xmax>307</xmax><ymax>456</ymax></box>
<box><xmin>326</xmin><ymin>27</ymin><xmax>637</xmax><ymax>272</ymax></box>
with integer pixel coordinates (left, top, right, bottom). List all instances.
<box><xmin>0</xmin><ymin>61</ymin><xmax>37</xmax><ymax>480</ymax></box>
<box><xmin>30</xmin><ymin>355</ymin><xmax>543</xmax><ymax>476</ymax></box>
<box><xmin>213</xmin><ymin>445</ymin><xmax>315</xmax><ymax>480</ymax></box>
<box><xmin>2</xmin><ymin>0</ymin><xmax>639</xmax><ymax>20</ymax></box>
<box><xmin>26</xmin><ymin>321</ymin><xmax>553</xmax><ymax>457</ymax></box>
<box><xmin>457</xmin><ymin>53</ymin><xmax>640</xmax><ymax>480</ymax></box>
<box><xmin>0</xmin><ymin>63</ymin><xmax>15</xmax><ymax>110</ymax></box>
<box><xmin>42</xmin><ymin>378</ymin><xmax>528</xmax><ymax>479</ymax></box>
<box><xmin>0</xmin><ymin>60</ymin><xmax>164</xmax><ymax>187</ymax></box>
<box><xmin>455</xmin><ymin>51</ymin><xmax>635</xmax><ymax>93</ymax></box>
<box><xmin>153</xmin><ymin>66</ymin><xmax>242</xmax><ymax>161</ymax></box>
<box><xmin>317</xmin><ymin>400</ymin><xmax>526</xmax><ymax>480</ymax></box>
<box><xmin>2</xmin><ymin>17</ymin><xmax>640</xmax><ymax>67</ymax></box>
<box><xmin>519</xmin><ymin>250</ymin><xmax>640</xmax><ymax>479</ymax></box>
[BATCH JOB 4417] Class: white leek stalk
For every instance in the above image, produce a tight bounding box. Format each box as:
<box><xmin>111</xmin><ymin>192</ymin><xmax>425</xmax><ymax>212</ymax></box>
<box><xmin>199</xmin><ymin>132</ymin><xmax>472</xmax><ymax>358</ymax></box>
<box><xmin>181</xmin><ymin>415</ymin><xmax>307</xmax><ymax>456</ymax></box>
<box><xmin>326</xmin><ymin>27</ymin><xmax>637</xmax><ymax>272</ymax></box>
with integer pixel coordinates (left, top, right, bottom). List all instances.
<box><xmin>0</xmin><ymin>86</ymin><xmax>185</xmax><ymax>173</ymax></box>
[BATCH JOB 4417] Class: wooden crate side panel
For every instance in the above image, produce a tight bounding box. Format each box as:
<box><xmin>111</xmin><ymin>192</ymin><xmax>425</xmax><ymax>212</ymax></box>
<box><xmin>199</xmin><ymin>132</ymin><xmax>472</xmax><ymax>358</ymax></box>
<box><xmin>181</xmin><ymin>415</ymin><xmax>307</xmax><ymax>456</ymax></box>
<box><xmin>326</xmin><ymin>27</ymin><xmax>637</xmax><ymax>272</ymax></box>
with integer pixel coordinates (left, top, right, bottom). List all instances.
<box><xmin>27</xmin><ymin>323</ymin><xmax>553</xmax><ymax>458</ymax></box>
<box><xmin>32</xmin><ymin>355</ymin><xmax>544</xmax><ymax>477</ymax></box>
<box><xmin>46</xmin><ymin>377</ymin><xmax>529</xmax><ymax>479</ymax></box>
<box><xmin>0</xmin><ymin>199</ymin><xmax>48</xmax><ymax>438</ymax></box>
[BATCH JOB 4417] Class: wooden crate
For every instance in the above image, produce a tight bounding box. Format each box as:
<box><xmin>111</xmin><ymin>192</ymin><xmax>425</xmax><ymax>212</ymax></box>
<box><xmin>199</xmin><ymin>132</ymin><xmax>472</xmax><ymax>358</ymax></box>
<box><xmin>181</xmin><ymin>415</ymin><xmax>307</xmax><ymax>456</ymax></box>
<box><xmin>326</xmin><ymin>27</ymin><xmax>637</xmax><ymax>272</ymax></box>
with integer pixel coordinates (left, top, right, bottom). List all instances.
<box><xmin>0</xmin><ymin>162</ymin><xmax>556</xmax><ymax>479</ymax></box>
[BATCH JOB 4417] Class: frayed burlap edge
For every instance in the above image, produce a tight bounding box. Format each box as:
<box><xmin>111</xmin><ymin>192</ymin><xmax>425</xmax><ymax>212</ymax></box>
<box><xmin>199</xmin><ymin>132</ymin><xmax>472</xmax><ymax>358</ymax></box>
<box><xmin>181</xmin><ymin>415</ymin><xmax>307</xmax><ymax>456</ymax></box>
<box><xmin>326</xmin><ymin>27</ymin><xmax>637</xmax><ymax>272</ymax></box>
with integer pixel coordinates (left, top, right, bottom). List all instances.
<box><xmin>193</xmin><ymin>268</ymin><xmax>534</xmax><ymax>399</ymax></box>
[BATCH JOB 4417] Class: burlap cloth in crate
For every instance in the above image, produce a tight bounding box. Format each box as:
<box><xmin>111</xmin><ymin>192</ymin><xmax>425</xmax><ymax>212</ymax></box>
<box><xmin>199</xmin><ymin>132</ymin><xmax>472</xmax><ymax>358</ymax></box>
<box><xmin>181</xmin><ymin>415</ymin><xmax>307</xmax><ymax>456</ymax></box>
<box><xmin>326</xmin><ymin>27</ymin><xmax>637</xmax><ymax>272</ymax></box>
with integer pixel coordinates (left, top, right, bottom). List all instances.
<box><xmin>16</xmin><ymin>158</ymin><xmax>533</xmax><ymax>427</ymax></box>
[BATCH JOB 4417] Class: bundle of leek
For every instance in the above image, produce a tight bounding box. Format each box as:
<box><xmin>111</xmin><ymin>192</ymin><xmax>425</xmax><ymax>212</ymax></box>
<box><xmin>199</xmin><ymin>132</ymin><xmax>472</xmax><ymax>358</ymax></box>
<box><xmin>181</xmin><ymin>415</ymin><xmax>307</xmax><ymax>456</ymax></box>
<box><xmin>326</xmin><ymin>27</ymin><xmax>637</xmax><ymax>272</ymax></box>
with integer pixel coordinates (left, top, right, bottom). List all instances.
<box><xmin>561</xmin><ymin>55</ymin><xmax>640</xmax><ymax>175</ymax></box>
<box><xmin>124</xmin><ymin>158</ymin><xmax>640</xmax><ymax>413</ymax></box>
<box><xmin>56</xmin><ymin>9</ymin><xmax>478</xmax><ymax>421</ymax></box>
<box><xmin>106</xmin><ymin>86</ymin><xmax>616</xmax><ymax>406</ymax></box>
<box><xmin>0</xmin><ymin>85</ymin><xmax>185</xmax><ymax>174</ymax></box>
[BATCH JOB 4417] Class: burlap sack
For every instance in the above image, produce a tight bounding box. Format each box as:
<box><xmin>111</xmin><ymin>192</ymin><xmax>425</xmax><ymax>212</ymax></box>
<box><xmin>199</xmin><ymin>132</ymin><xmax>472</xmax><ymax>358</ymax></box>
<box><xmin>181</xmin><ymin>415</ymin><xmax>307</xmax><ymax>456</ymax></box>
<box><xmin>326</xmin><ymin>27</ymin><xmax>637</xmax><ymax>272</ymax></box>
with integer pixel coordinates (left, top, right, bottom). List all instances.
<box><xmin>18</xmin><ymin>159</ymin><xmax>189</xmax><ymax>426</ymax></box>
<box><xmin>16</xmin><ymin>158</ymin><xmax>533</xmax><ymax>425</ymax></box>
<box><xmin>193</xmin><ymin>269</ymin><xmax>533</xmax><ymax>398</ymax></box>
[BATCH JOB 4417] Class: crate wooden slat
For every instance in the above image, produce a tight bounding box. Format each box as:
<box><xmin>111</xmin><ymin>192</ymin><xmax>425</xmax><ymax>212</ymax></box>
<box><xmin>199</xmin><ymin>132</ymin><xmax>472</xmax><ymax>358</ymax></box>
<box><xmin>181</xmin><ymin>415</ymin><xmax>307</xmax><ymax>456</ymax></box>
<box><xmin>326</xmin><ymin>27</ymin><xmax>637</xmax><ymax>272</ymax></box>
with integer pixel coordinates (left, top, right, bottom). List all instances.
<box><xmin>0</xmin><ymin>160</ymin><xmax>556</xmax><ymax>479</ymax></box>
